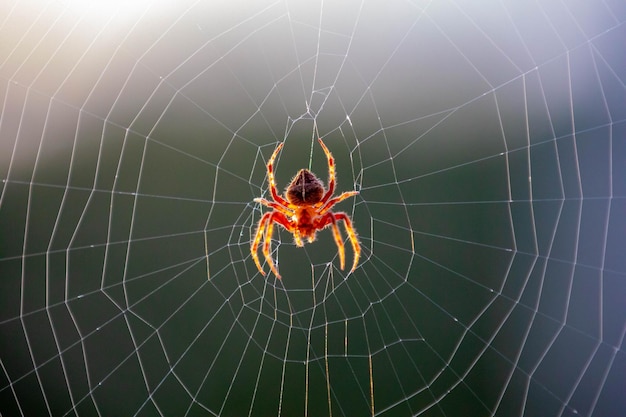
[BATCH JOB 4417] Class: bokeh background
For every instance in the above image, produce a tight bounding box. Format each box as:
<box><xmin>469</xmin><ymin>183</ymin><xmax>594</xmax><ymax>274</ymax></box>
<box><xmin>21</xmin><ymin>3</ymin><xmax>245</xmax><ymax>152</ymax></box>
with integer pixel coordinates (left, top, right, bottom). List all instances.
<box><xmin>1</xmin><ymin>0</ymin><xmax>625</xmax><ymax>416</ymax></box>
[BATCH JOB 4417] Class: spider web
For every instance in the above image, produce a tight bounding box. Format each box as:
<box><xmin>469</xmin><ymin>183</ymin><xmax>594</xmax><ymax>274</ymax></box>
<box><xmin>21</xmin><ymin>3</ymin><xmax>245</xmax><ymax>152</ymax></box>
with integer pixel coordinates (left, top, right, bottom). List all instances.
<box><xmin>1</xmin><ymin>0</ymin><xmax>625</xmax><ymax>416</ymax></box>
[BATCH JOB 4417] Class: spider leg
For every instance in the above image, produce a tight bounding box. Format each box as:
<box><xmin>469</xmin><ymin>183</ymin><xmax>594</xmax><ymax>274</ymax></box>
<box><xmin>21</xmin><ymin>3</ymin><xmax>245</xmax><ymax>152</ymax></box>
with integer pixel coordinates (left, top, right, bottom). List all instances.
<box><xmin>319</xmin><ymin>190</ymin><xmax>359</xmax><ymax>214</ymax></box>
<box><xmin>262</xmin><ymin>211</ymin><xmax>293</xmax><ymax>279</ymax></box>
<box><xmin>294</xmin><ymin>230</ymin><xmax>305</xmax><ymax>247</ymax></box>
<box><xmin>266</xmin><ymin>143</ymin><xmax>290</xmax><ymax>207</ymax></box>
<box><xmin>318</xmin><ymin>138</ymin><xmax>336</xmax><ymax>205</ymax></box>
<box><xmin>255</xmin><ymin>197</ymin><xmax>301</xmax><ymax>246</ymax></box>
<box><xmin>262</xmin><ymin>216</ymin><xmax>279</xmax><ymax>279</ymax></box>
<box><xmin>333</xmin><ymin>212</ymin><xmax>360</xmax><ymax>273</ymax></box>
<box><xmin>317</xmin><ymin>213</ymin><xmax>346</xmax><ymax>270</ymax></box>
<box><xmin>251</xmin><ymin>212</ymin><xmax>272</xmax><ymax>276</ymax></box>
<box><xmin>254</xmin><ymin>197</ymin><xmax>294</xmax><ymax>217</ymax></box>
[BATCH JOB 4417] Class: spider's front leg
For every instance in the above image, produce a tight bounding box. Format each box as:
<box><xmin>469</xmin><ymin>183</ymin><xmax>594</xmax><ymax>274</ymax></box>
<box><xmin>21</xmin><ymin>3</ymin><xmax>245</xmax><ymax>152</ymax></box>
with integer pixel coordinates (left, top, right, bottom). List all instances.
<box><xmin>319</xmin><ymin>191</ymin><xmax>359</xmax><ymax>214</ymax></box>
<box><xmin>254</xmin><ymin>197</ymin><xmax>294</xmax><ymax>215</ymax></box>
<box><xmin>266</xmin><ymin>143</ymin><xmax>289</xmax><ymax>207</ymax></box>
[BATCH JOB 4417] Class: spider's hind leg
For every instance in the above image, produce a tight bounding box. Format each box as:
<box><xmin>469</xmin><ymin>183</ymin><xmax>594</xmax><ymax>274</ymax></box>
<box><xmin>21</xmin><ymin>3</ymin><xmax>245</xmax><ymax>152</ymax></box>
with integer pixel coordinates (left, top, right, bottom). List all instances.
<box><xmin>318</xmin><ymin>213</ymin><xmax>346</xmax><ymax>271</ymax></box>
<box><xmin>251</xmin><ymin>212</ymin><xmax>272</xmax><ymax>276</ymax></box>
<box><xmin>262</xmin><ymin>215</ymin><xmax>281</xmax><ymax>279</ymax></box>
<box><xmin>334</xmin><ymin>212</ymin><xmax>360</xmax><ymax>273</ymax></box>
<box><xmin>262</xmin><ymin>211</ymin><xmax>293</xmax><ymax>279</ymax></box>
<box><xmin>294</xmin><ymin>231</ymin><xmax>304</xmax><ymax>247</ymax></box>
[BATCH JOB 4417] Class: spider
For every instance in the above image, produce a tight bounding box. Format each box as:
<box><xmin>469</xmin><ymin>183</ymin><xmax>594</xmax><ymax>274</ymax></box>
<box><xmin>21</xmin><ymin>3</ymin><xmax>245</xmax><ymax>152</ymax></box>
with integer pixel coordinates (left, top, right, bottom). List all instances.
<box><xmin>251</xmin><ymin>138</ymin><xmax>360</xmax><ymax>279</ymax></box>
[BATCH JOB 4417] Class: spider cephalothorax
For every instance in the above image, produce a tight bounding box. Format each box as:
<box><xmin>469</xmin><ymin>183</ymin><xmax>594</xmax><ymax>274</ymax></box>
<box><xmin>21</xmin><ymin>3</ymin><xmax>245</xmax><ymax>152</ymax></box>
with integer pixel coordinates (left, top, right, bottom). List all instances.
<box><xmin>251</xmin><ymin>139</ymin><xmax>360</xmax><ymax>279</ymax></box>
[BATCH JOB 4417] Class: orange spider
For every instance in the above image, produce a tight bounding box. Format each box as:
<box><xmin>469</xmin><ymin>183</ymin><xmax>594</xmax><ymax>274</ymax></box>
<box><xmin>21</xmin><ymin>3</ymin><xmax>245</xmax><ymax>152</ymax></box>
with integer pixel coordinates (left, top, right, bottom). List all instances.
<box><xmin>251</xmin><ymin>138</ymin><xmax>360</xmax><ymax>279</ymax></box>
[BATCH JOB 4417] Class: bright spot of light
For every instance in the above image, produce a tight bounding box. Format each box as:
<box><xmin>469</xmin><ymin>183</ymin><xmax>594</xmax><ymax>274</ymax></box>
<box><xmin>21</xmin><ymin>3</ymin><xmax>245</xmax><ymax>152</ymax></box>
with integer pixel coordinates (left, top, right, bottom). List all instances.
<box><xmin>58</xmin><ymin>0</ymin><xmax>166</xmax><ymax>20</ymax></box>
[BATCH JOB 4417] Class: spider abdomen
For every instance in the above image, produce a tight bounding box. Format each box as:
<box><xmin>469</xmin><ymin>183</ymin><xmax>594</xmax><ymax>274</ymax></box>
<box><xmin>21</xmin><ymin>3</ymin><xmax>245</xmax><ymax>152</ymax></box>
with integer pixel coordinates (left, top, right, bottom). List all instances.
<box><xmin>286</xmin><ymin>169</ymin><xmax>325</xmax><ymax>205</ymax></box>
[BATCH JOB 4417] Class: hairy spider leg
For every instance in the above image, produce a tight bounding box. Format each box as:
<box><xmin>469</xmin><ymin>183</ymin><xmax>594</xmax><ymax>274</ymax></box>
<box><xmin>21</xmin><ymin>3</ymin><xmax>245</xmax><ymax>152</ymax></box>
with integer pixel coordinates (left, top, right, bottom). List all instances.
<box><xmin>262</xmin><ymin>211</ymin><xmax>292</xmax><ymax>279</ymax></box>
<box><xmin>317</xmin><ymin>138</ymin><xmax>336</xmax><ymax>205</ymax></box>
<box><xmin>266</xmin><ymin>143</ymin><xmax>289</xmax><ymax>206</ymax></box>
<box><xmin>334</xmin><ymin>212</ymin><xmax>360</xmax><ymax>273</ymax></box>
<box><xmin>254</xmin><ymin>197</ymin><xmax>305</xmax><ymax>246</ymax></box>
<box><xmin>253</xmin><ymin>197</ymin><xmax>294</xmax><ymax>214</ymax></box>
<box><xmin>251</xmin><ymin>210</ymin><xmax>292</xmax><ymax>278</ymax></box>
<box><xmin>318</xmin><ymin>212</ymin><xmax>346</xmax><ymax>270</ymax></box>
<box><xmin>251</xmin><ymin>198</ymin><xmax>293</xmax><ymax>276</ymax></box>
<box><xmin>293</xmin><ymin>229</ymin><xmax>305</xmax><ymax>246</ymax></box>
<box><xmin>319</xmin><ymin>190</ymin><xmax>359</xmax><ymax>214</ymax></box>
<box><xmin>262</xmin><ymin>215</ymin><xmax>279</xmax><ymax>278</ymax></box>
<box><xmin>251</xmin><ymin>212</ymin><xmax>272</xmax><ymax>276</ymax></box>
